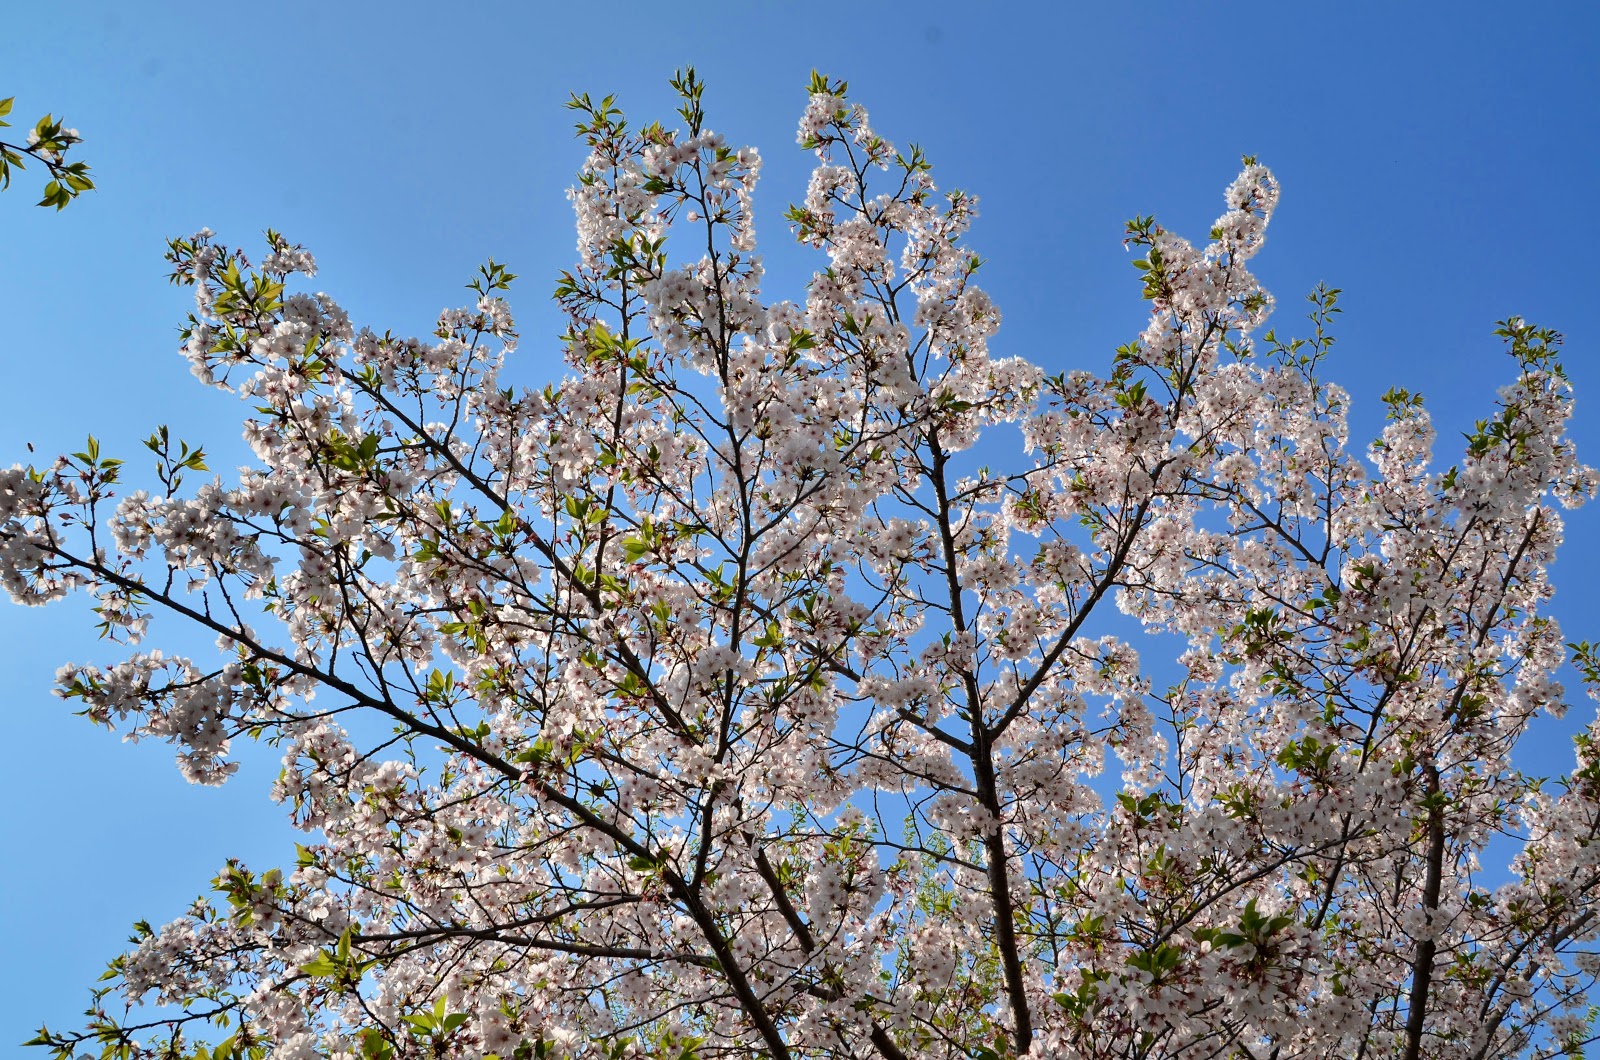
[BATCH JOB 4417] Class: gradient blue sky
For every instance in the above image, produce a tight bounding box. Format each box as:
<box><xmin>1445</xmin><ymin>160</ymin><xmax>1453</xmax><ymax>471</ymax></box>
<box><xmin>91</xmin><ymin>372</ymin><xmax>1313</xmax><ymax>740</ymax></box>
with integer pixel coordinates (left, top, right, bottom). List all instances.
<box><xmin>3</xmin><ymin>1</ymin><xmax>1598</xmax><ymax>1044</ymax></box>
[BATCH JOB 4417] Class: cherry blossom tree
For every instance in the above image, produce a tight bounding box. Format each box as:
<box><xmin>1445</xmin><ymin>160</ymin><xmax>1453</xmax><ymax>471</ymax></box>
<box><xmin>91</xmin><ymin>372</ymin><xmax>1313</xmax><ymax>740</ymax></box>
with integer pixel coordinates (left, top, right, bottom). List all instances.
<box><xmin>12</xmin><ymin>70</ymin><xmax>1600</xmax><ymax>1060</ymax></box>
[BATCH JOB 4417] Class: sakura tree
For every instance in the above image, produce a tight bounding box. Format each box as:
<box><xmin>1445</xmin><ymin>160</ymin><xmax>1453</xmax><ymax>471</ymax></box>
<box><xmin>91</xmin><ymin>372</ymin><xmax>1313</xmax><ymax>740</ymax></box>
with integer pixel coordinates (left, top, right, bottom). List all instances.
<box><xmin>12</xmin><ymin>70</ymin><xmax>1600</xmax><ymax>1060</ymax></box>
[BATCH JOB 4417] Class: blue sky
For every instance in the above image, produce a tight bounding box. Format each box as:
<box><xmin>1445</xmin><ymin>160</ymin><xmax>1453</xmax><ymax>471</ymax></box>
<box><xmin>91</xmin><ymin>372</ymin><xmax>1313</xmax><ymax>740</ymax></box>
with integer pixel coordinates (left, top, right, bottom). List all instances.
<box><xmin>2</xmin><ymin>1</ymin><xmax>1598</xmax><ymax>1044</ymax></box>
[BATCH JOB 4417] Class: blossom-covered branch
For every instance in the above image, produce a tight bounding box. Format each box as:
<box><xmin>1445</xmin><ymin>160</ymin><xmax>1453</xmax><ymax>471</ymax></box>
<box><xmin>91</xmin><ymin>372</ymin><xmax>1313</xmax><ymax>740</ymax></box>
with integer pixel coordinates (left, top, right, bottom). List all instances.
<box><xmin>0</xmin><ymin>95</ymin><xmax>94</xmax><ymax>209</ymax></box>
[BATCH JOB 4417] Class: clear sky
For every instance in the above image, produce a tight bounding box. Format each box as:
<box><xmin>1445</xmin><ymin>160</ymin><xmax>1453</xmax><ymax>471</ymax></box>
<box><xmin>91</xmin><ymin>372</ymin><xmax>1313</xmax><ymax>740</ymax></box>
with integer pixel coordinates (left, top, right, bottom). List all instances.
<box><xmin>3</xmin><ymin>1</ymin><xmax>1598</xmax><ymax>1044</ymax></box>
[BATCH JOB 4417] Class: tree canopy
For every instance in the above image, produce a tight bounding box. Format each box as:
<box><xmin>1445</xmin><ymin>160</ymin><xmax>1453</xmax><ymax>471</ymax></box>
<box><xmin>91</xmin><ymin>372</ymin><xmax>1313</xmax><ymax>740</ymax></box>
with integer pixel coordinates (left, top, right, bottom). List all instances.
<box><xmin>10</xmin><ymin>72</ymin><xmax>1600</xmax><ymax>1060</ymax></box>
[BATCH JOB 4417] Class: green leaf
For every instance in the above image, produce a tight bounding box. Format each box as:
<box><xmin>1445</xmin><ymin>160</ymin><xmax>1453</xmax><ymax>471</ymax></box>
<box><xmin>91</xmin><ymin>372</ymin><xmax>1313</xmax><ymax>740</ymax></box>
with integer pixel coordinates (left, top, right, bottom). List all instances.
<box><xmin>299</xmin><ymin>954</ymin><xmax>340</xmax><ymax>977</ymax></box>
<box><xmin>513</xmin><ymin>738</ymin><xmax>554</xmax><ymax>765</ymax></box>
<box><xmin>752</xmin><ymin>622</ymin><xmax>783</xmax><ymax>649</ymax></box>
<box><xmin>359</xmin><ymin>1029</ymin><xmax>395</xmax><ymax>1060</ymax></box>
